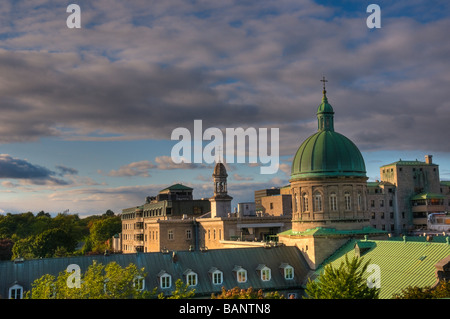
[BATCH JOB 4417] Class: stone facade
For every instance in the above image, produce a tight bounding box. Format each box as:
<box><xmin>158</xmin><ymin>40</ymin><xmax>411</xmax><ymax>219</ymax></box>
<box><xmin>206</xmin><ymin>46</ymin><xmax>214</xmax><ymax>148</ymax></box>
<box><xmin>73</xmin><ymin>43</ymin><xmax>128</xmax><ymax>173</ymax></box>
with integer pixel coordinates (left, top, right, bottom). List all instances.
<box><xmin>290</xmin><ymin>176</ymin><xmax>370</xmax><ymax>232</ymax></box>
<box><xmin>260</xmin><ymin>194</ymin><xmax>292</xmax><ymax>216</ymax></box>
<box><xmin>367</xmin><ymin>155</ymin><xmax>450</xmax><ymax>234</ymax></box>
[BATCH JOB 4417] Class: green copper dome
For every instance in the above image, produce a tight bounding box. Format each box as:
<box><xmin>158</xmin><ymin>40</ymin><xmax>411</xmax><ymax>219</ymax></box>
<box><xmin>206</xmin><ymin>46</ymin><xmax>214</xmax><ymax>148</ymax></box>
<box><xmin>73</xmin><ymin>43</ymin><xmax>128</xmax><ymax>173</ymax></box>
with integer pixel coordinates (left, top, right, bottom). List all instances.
<box><xmin>290</xmin><ymin>90</ymin><xmax>366</xmax><ymax>180</ymax></box>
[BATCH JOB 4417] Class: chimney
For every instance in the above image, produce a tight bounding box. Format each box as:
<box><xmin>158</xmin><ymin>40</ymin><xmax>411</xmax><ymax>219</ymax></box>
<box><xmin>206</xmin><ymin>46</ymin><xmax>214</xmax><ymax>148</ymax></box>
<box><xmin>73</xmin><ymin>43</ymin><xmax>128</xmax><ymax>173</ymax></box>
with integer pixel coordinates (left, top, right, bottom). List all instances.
<box><xmin>425</xmin><ymin>155</ymin><xmax>433</xmax><ymax>164</ymax></box>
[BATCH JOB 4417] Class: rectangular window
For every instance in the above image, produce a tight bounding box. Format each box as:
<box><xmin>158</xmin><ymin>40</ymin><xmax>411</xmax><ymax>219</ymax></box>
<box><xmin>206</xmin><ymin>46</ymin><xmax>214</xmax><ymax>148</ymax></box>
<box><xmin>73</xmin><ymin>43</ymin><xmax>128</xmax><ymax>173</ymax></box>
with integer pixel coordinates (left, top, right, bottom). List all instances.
<box><xmin>284</xmin><ymin>267</ymin><xmax>294</xmax><ymax>280</ymax></box>
<box><xmin>261</xmin><ymin>269</ymin><xmax>271</xmax><ymax>281</ymax></box>
<box><xmin>213</xmin><ymin>272</ymin><xmax>223</xmax><ymax>285</ymax></box>
<box><xmin>168</xmin><ymin>230</ymin><xmax>174</xmax><ymax>240</ymax></box>
<box><xmin>9</xmin><ymin>286</ymin><xmax>23</xmax><ymax>299</ymax></box>
<box><xmin>186</xmin><ymin>229</ymin><xmax>192</xmax><ymax>240</ymax></box>
<box><xmin>161</xmin><ymin>275</ymin><xmax>171</xmax><ymax>289</ymax></box>
<box><xmin>187</xmin><ymin>273</ymin><xmax>197</xmax><ymax>286</ymax></box>
<box><xmin>237</xmin><ymin>270</ymin><xmax>247</xmax><ymax>283</ymax></box>
<box><xmin>370</xmin><ymin>200</ymin><xmax>375</xmax><ymax>207</ymax></box>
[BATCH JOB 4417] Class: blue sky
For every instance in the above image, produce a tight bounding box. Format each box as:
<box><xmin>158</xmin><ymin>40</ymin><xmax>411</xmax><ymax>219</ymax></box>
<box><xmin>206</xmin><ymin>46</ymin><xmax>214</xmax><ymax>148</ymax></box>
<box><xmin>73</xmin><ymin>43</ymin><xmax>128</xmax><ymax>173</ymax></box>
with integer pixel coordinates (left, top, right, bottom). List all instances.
<box><xmin>0</xmin><ymin>0</ymin><xmax>449</xmax><ymax>216</ymax></box>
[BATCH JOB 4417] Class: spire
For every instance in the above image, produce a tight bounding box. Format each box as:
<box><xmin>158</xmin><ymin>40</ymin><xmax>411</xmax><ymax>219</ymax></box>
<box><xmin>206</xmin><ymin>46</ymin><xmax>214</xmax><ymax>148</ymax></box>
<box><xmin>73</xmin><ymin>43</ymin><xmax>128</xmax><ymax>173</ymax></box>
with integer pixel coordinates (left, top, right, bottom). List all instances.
<box><xmin>317</xmin><ymin>76</ymin><xmax>334</xmax><ymax>131</ymax></box>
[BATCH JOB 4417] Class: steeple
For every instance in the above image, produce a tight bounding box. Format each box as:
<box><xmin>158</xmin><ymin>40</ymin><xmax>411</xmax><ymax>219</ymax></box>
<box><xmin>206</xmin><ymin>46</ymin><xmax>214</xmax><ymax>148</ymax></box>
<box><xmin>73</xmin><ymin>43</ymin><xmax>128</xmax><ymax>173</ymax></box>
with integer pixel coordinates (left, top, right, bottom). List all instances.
<box><xmin>317</xmin><ymin>76</ymin><xmax>334</xmax><ymax>131</ymax></box>
<box><xmin>210</xmin><ymin>162</ymin><xmax>232</xmax><ymax>218</ymax></box>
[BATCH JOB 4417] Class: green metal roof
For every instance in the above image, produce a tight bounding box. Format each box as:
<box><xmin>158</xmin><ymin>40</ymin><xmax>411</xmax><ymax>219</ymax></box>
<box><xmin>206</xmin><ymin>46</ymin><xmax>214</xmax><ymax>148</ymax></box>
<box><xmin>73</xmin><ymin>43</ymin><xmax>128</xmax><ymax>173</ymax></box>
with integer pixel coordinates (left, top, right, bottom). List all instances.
<box><xmin>0</xmin><ymin>246</ymin><xmax>310</xmax><ymax>298</ymax></box>
<box><xmin>278</xmin><ymin>226</ymin><xmax>386</xmax><ymax>237</ymax></box>
<box><xmin>316</xmin><ymin>94</ymin><xmax>334</xmax><ymax>115</ymax></box>
<box><xmin>314</xmin><ymin>238</ymin><xmax>450</xmax><ymax>299</ymax></box>
<box><xmin>290</xmin><ymin>130</ymin><xmax>367</xmax><ymax>180</ymax></box>
<box><xmin>410</xmin><ymin>192</ymin><xmax>446</xmax><ymax>200</ymax></box>
<box><xmin>160</xmin><ymin>184</ymin><xmax>193</xmax><ymax>192</ymax></box>
<box><xmin>291</xmin><ymin>92</ymin><xmax>366</xmax><ymax>180</ymax></box>
<box><xmin>381</xmin><ymin>160</ymin><xmax>437</xmax><ymax>167</ymax></box>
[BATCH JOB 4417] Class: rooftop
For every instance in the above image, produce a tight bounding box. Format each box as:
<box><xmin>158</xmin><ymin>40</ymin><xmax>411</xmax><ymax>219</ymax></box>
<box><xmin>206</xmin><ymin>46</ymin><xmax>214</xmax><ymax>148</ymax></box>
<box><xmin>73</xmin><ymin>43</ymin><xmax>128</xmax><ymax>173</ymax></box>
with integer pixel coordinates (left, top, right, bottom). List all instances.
<box><xmin>411</xmin><ymin>192</ymin><xmax>446</xmax><ymax>200</ymax></box>
<box><xmin>0</xmin><ymin>246</ymin><xmax>310</xmax><ymax>298</ymax></box>
<box><xmin>159</xmin><ymin>183</ymin><xmax>193</xmax><ymax>192</ymax></box>
<box><xmin>314</xmin><ymin>238</ymin><xmax>450</xmax><ymax>298</ymax></box>
<box><xmin>381</xmin><ymin>159</ymin><xmax>437</xmax><ymax>167</ymax></box>
<box><xmin>278</xmin><ymin>226</ymin><xmax>386</xmax><ymax>237</ymax></box>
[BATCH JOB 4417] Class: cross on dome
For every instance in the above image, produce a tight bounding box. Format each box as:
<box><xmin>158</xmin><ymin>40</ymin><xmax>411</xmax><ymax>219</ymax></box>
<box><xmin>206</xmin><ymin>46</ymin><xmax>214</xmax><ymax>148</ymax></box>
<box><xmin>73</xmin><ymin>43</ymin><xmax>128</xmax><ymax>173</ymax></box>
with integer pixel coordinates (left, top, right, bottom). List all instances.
<box><xmin>320</xmin><ymin>76</ymin><xmax>328</xmax><ymax>95</ymax></box>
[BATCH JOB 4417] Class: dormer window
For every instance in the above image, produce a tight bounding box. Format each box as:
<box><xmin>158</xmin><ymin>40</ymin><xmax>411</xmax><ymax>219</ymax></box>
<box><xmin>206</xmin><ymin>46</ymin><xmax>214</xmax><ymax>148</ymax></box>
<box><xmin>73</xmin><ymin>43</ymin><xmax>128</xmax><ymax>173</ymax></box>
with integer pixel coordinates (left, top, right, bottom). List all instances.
<box><xmin>9</xmin><ymin>284</ymin><xmax>23</xmax><ymax>299</ymax></box>
<box><xmin>133</xmin><ymin>276</ymin><xmax>145</xmax><ymax>291</ymax></box>
<box><xmin>233</xmin><ymin>266</ymin><xmax>247</xmax><ymax>283</ymax></box>
<box><xmin>184</xmin><ymin>269</ymin><xmax>198</xmax><ymax>287</ymax></box>
<box><xmin>280</xmin><ymin>263</ymin><xmax>294</xmax><ymax>280</ymax></box>
<box><xmin>157</xmin><ymin>270</ymin><xmax>172</xmax><ymax>289</ymax></box>
<box><xmin>256</xmin><ymin>264</ymin><xmax>271</xmax><ymax>281</ymax></box>
<box><xmin>209</xmin><ymin>267</ymin><xmax>223</xmax><ymax>285</ymax></box>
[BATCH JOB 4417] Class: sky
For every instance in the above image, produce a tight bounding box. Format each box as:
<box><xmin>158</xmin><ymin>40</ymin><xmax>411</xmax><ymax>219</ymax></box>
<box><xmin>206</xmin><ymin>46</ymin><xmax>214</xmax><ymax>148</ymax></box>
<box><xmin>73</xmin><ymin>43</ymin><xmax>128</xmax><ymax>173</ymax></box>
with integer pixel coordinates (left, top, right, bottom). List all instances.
<box><xmin>0</xmin><ymin>0</ymin><xmax>450</xmax><ymax>217</ymax></box>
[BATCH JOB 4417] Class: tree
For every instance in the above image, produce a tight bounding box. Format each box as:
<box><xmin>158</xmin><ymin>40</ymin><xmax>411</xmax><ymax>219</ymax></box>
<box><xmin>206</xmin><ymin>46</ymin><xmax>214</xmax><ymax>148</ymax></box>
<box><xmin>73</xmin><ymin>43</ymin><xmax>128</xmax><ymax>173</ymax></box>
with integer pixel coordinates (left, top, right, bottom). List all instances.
<box><xmin>103</xmin><ymin>209</ymin><xmax>115</xmax><ymax>217</ymax></box>
<box><xmin>12</xmin><ymin>228</ymin><xmax>77</xmax><ymax>259</ymax></box>
<box><xmin>88</xmin><ymin>217</ymin><xmax>122</xmax><ymax>253</ymax></box>
<box><xmin>211</xmin><ymin>287</ymin><xmax>284</xmax><ymax>299</ymax></box>
<box><xmin>158</xmin><ymin>279</ymin><xmax>196</xmax><ymax>299</ymax></box>
<box><xmin>393</xmin><ymin>280</ymin><xmax>450</xmax><ymax>299</ymax></box>
<box><xmin>25</xmin><ymin>261</ymin><xmax>153</xmax><ymax>299</ymax></box>
<box><xmin>0</xmin><ymin>238</ymin><xmax>14</xmax><ymax>260</ymax></box>
<box><xmin>304</xmin><ymin>255</ymin><xmax>380</xmax><ymax>299</ymax></box>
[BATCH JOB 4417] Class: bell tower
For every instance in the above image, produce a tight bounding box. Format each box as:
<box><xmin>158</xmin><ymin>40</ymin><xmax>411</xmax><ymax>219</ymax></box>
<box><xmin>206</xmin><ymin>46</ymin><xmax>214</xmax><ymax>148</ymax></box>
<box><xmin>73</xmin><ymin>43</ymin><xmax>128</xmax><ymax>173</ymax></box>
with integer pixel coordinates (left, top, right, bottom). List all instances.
<box><xmin>210</xmin><ymin>162</ymin><xmax>233</xmax><ymax>218</ymax></box>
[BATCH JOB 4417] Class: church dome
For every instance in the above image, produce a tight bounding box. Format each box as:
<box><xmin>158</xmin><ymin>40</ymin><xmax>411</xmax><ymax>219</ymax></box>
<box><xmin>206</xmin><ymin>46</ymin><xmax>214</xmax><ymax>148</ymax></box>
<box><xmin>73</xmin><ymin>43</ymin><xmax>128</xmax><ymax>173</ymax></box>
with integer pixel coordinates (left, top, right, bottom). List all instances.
<box><xmin>290</xmin><ymin>89</ymin><xmax>366</xmax><ymax>180</ymax></box>
<box><xmin>213</xmin><ymin>162</ymin><xmax>228</xmax><ymax>177</ymax></box>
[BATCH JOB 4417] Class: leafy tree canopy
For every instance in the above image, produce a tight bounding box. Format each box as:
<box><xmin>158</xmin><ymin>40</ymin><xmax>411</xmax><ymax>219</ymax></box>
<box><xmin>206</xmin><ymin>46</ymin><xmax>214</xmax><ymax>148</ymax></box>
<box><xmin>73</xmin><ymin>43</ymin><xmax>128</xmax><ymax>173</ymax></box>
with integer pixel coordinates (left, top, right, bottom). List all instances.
<box><xmin>304</xmin><ymin>255</ymin><xmax>380</xmax><ymax>299</ymax></box>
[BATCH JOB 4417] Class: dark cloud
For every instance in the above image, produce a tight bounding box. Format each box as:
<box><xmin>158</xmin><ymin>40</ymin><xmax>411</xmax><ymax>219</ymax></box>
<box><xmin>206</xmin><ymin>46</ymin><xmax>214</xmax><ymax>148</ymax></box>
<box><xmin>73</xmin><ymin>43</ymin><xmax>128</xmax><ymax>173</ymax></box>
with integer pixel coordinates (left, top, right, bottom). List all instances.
<box><xmin>0</xmin><ymin>0</ymin><xmax>448</xmax><ymax>154</ymax></box>
<box><xmin>55</xmin><ymin>165</ymin><xmax>78</xmax><ymax>176</ymax></box>
<box><xmin>0</xmin><ymin>154</ymin><xmax>70</xmax><ymax>185</ymax></box>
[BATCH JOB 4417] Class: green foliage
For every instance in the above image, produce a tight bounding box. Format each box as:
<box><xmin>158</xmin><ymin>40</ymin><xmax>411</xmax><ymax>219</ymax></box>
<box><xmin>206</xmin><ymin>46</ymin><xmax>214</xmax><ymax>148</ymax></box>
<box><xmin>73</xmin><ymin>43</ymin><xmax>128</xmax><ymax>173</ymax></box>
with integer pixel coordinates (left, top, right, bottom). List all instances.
<box><xmin>211</xmin><ymin>287</ymin><xmax>285</xmax><ymax>299</ymax></box>
<box><xmin>25</xmin><ymin>261</ymin><xmax>154</xmax><ymax>299</ymax></box>
<box><xmin>0</xmin><ymin>238</ymin><xmax>14</xmax><ymax>260</ymax></box>
<box><xmin>12</xmin><ymin>228</ymin><xmax>77</xmax><ymax>259</ymax></box>
<box><xmin>392</xmin><ymin>280</ymin><xmax>450</xmax><ymax>299</ymax></box>
<box><xmin>158</xmin><ymin>279</ymin><xmax>196</xmax><ymax>299</ymax></box>
<box><xmin>0</xmin><ymin>210</ymin><xmax>120</xmax><ymax>259</ymax></box>
<box><xmin>88</xmin><ymin>216</ymin><xmax>121</xmax><ymax>253</ymax></box>
<box><xmin>304</xmin><ymin>255</ymin><xmax>380</xmax><ymax>299</ymax></box>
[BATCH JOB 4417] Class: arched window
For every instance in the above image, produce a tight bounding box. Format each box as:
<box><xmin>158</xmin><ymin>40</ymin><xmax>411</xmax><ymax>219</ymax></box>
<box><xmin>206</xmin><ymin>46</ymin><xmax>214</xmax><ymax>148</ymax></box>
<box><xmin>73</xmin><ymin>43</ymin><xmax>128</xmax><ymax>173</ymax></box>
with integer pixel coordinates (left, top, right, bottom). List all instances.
<box><xmin>330</xmin><ymin>192</ymin><xmax>337</xmax><ymax>211</ymax></box>
<box><xmin>314</xmin><ymin>192</ymin><xmax>322</xmax><ymax>212</ymax></box>
<box><xmin>294</xmin><ymin>193</ymin><xmax>298</xmax><ymax>212</ymax></box>
<box><xmin>302</xmin><ymin>193</ymin><xmax>309</xmax><ymax>212</ymax></box>
<box><xmin>357</xmin><ymin>192</ymin><xmax>362</xmax><ymax>211</ymax></box>
<box><xmin>345</xmin><ymin>192</ymin><xmax>351</xmax><ymax>210</ymax></box>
